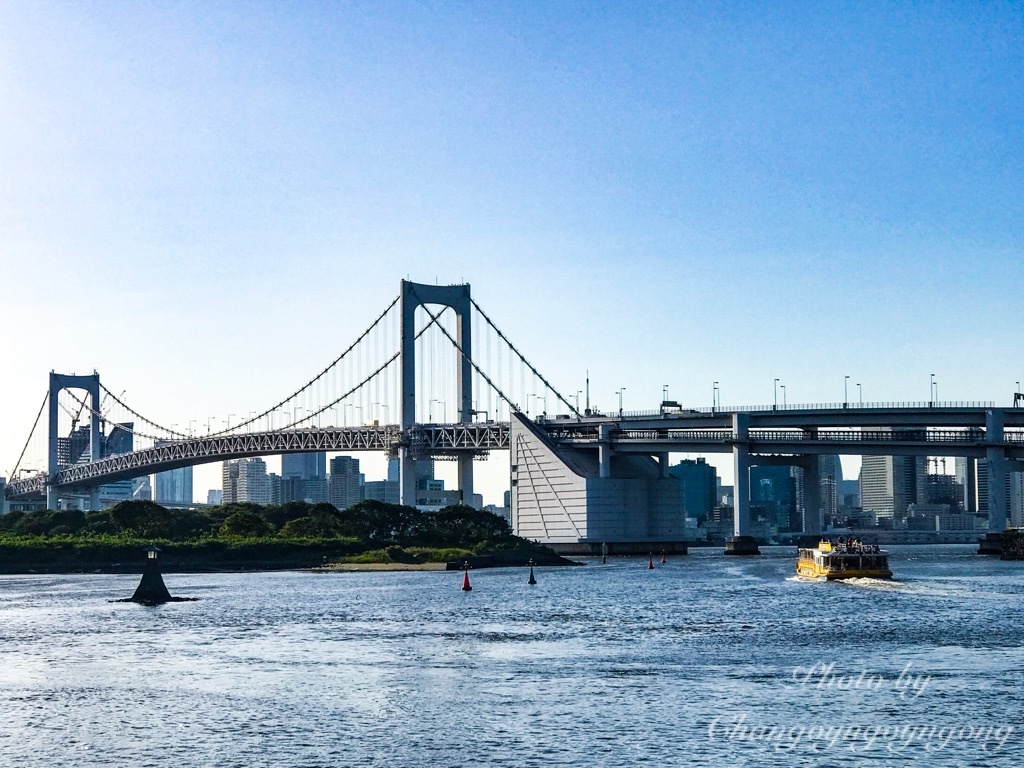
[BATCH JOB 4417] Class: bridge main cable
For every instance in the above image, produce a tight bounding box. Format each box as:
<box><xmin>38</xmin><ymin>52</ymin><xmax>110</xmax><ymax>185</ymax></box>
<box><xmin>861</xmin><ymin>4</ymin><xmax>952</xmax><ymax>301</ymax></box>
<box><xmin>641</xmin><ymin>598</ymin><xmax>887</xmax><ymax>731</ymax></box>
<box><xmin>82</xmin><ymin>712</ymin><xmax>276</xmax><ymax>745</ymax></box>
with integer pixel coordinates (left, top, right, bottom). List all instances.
<box><xmin>8</xmin><ymin>391</ymin><xmax>48</xmax><ymax>478</ymax></box>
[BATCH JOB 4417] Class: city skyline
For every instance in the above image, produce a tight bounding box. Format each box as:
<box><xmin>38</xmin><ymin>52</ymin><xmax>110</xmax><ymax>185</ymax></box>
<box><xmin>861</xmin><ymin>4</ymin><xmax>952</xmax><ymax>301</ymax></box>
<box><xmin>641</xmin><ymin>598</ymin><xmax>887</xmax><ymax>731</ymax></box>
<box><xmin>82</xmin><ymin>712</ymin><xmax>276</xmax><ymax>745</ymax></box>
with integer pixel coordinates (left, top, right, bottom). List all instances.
<box><xmin>2</xmin><ymin>3</ymin><xmax>1021</xmax><ymax>503</ymax></box>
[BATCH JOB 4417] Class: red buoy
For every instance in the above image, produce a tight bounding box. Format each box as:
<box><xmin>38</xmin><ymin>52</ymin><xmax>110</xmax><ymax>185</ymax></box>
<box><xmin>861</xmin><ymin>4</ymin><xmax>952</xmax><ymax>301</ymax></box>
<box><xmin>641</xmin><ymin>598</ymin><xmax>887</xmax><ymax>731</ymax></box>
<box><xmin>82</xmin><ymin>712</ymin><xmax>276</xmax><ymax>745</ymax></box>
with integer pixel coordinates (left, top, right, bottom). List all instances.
<box><xmin>461</xmin><ymin>563</ymin><xmax>472</xmax><ymax>591</ymax></box>
<box><xmin>660</xmin><ymin>551</ymin><xmax>667</xmax><ymax>564</ymax></box>
<box><xmin>648</xmin><ymin>554</ymin><xmax>654</xmax><ymax>569</ymax></box>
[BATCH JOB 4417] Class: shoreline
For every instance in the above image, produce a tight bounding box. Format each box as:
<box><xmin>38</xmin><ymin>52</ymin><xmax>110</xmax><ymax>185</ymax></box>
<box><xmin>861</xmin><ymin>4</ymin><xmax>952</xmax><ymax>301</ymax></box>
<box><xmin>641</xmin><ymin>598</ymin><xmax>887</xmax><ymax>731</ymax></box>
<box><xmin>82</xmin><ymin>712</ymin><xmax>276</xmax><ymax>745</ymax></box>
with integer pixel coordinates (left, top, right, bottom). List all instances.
<box><xmin>316</xmin><ymin>562</ymin><xmax>449</xmax><ymax>572</ymax></box>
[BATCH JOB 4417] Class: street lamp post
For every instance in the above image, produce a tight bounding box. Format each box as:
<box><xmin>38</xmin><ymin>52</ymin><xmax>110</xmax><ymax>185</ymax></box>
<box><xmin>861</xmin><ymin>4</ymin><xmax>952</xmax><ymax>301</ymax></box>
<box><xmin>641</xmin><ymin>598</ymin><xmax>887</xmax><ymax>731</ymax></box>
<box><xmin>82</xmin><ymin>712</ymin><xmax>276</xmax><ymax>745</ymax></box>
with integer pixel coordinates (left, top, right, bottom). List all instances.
<box><xmin>857</xmin><ymin>383</ymin><xmax>862</xmax><ymax>406</ymax></box>
<box><xmin>713</xmin><ymin>381</ymin><xmax>719</xmax><ymax>413</ymax></box>
<box><xmin>844</xmin><ymin>375</ymin><xmax>849</xmax><ymax>408</ymax></box>
<box><xmin>662</xmin><ymin>384</ymin><xmax>669</xmax><ymax>403</ymax></box>
<box><xmin>617</xmin><ymin>388</ymin><xmax>626</xmax><ymax>417</ymax></box>
<box><xmin>781</xmin><ymin>384</ymin><xmax>787</xmax><ymax>408</ymax></box>
<box><xmin>930</xmin><ymin>373</ymin><xmax>936</xmax><ymax>406</ymax></box>
<box><xmin>773</xmin><ymin>378</ymin><xmax>779</xmax><ymax>410</ymax></box>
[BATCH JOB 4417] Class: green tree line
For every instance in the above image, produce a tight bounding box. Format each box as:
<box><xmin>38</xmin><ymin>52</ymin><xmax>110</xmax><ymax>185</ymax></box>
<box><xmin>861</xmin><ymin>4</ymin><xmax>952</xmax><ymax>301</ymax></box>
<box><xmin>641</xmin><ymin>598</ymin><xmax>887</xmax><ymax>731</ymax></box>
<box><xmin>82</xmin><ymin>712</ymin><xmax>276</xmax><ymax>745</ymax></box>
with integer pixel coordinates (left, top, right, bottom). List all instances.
<box><xmin>0</xmin><ymin>499</ymin><xmax>516</xmax><ymax>550</ymax></box>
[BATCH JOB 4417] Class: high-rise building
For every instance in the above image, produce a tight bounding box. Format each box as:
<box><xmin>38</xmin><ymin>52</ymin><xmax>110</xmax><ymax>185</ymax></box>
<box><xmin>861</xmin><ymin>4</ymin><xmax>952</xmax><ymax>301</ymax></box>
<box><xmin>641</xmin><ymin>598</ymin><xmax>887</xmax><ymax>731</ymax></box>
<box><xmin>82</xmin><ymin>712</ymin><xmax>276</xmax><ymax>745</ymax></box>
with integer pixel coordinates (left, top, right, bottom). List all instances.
<box><xmin>329</xmin><ymin>456</ymin><xmax>362</xmax><ymax>510</ymax></box>
<box><xmin>818</xmin><ymin>455</ymin><xmax>844</xmax><ymax>522</ymax></box>
<box><xmin>668</xmin><ymin>458</ymin><xmax>717</xmax><ymax>521</ymax></box>
<box><xmin>750</xmin><ymin>465</ymin><xmax>799</xmax><ymax>531</ymax></box>
<box><xmin>977</xmin><ymin>460</ymin><xmax>989</xmax><ymax>513</ymax></box>
<box><xmin>955</xmin><ymin>457</ymin><xmax>978</xmax><ymax>513</ymax></box>
<box><xmin>363</xmin><ymin>479</ymin><xmax>400</xmax><ymax>505</ymax></box>
<box><xmin>222</xmin><ymin>459</ymin><xmax>270</xmax><ymax>504</ymax></box>
<box><xmin>860</xmin><ymin>441</ymin><xmax>928</xmax><ymax>520</ymax></box>
<box><xmin>282</xmin><ymin>452</ymin><xmax>326</xmax><ymax>480</ymax></box>
<box><xmin>207</xmin><ymin>489</ymin><xmax>223</xmax><ymax>506</ymax></box>
<box><xmin>154</xmin><ymin>466</ymin><xmax>193</xmax><ymax>505</ymax></box>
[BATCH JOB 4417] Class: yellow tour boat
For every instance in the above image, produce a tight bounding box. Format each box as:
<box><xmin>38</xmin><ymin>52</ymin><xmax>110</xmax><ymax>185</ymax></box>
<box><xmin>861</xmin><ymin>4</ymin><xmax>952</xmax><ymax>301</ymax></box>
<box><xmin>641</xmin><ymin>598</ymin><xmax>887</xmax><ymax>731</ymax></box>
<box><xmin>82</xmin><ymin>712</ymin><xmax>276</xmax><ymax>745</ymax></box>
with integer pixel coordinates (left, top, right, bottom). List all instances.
<box><xmin>796</xmin><ymin>538</ymin><xmax>892</xmax><ymax>580</ymax></box>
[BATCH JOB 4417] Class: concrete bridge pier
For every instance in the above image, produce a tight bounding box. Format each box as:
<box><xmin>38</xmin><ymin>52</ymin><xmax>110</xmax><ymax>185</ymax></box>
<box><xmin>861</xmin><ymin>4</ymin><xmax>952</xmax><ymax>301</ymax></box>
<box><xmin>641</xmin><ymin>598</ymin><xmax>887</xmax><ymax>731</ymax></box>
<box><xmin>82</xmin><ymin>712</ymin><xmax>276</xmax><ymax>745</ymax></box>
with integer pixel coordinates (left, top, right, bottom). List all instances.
<box><xmin>726</xmin><ymin>412</ymin><xmax>759</xmax><ymax>555</ymax></box>
<box><xmin>458</xmin><ymin>455</ymin><xmax>474</xmax><ymax>505</ymax></box>
<box><xmin>801</xmin><ymin>449</ymin><xmax>822</xmax><ymax>538</ymax></box>
<box><xmin>979</xmin><ymin>410</ymin><xmax>1009</xmax><ymax>554</ymax></box>
<box><xmin>986</xmin><ymin>410</ymin><xmax>1008</xmax><ymax>531</ymax></box>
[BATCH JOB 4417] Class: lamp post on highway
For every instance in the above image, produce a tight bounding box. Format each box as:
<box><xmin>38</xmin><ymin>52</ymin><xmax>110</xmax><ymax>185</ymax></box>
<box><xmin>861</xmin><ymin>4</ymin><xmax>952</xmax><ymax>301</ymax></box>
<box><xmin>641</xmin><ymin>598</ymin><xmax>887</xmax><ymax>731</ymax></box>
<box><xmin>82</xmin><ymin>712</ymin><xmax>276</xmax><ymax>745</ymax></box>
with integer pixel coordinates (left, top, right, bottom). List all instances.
<box><xmin>780</xmin><ymin>384</ymin><xmax>786</xmax><ymax>408</ymax></box>
<box><xmin>713</xmin><ymin>381</ymin><xmax>719</xmax><ymax>413</ymax></box>
<box><xmin>773</xmin><ymin>378</ymin><xmax>779</xmax><ymax>410</ymax></box>
<box><xmin>930</xmin><ymin>373</ymin><xmax>936</xmax><ymax>406</ymax></box>
<box><xmin>857</xmin><ymin>383</ymin><xmax>862</xmax><ymax>406</ymax></box>
<box><xmin>617</xmin><ymin>388</ymin><xmax>626</xmax><ymax>417</ymax></box>
<box><xmin>844</xmin><ymin>375</ymin><xmax>849</xmax><ymax>408</ymax></box>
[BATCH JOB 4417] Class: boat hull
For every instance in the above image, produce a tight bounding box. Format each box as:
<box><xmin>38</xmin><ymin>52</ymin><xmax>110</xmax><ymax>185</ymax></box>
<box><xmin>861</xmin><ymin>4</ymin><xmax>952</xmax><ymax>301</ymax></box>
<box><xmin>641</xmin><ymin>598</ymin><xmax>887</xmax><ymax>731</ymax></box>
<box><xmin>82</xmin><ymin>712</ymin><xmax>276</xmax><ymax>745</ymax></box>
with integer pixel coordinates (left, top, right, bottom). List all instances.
<box><xmin>796</xmin><ymin>562</ymin><xmax>893</xmax><ymax>580</ymax></box>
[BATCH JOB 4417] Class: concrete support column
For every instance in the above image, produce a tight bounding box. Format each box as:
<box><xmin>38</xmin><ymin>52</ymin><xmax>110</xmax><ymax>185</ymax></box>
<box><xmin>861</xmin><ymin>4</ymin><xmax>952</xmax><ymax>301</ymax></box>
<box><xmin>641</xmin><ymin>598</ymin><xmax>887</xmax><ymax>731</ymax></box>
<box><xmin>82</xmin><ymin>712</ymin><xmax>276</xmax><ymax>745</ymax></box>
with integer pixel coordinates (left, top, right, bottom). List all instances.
<box><xmin>47</xmin><ymin>374</ymin><xmax>60</xmax><ymax>510</ymax></box>
<box><xmin>726</xmin><ymin>413</ymin><xmax>758</xmax><ymax>554</ymax></box>
<box><xmin>732</xmin><ymin>413</ymin><xmax>750</xmax><ymax>537</ymax></box>
<box><xmin>802</xmin><ymin>455</ymin><xmax>822</xmax><ymax>536</ymax></box>
<box><xmin>598</xmin><ymin>424</ymin><xmax>612</xmax><ymax>478</ymax></box>
<box><xmin>458</xmin><ymin>455</ymin><xmax>474</xmax><ymax>506</ymax></box>
<box><xmin>986</xmin><ymin>410</ymin><xmax>1008</xmax><ymax>532</ymax></box>
<box><xmin>658</xmin><ymin>453</ymin><xmax>670</xmax><ymax>478</ymax></box>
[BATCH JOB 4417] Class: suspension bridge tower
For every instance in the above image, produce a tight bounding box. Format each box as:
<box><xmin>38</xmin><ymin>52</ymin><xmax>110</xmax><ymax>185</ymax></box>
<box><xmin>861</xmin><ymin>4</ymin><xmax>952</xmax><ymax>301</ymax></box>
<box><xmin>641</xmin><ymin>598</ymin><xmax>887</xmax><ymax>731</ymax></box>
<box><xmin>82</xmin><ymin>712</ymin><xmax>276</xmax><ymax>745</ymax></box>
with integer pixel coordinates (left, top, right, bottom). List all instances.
<box><xmin>47</xmin><ymin>371</ymin><xmax>102</xmax><ymax>511</ymax></box>
<box><xmin>399</xmin><ymin>280</ymin><xmax>474</xmax><ymax>507</ymax></box>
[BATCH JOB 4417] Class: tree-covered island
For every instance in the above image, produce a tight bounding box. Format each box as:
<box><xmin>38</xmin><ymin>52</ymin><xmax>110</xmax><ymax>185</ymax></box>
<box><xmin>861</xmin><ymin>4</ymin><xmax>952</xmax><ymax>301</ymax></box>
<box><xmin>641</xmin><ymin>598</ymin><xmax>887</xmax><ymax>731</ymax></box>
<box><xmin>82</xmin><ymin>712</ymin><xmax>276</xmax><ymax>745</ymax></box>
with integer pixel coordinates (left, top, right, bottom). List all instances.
<box><xmin>0</xmin><ymin>500</ymin><xmax>569</xmax><ymax>573</ymax></box>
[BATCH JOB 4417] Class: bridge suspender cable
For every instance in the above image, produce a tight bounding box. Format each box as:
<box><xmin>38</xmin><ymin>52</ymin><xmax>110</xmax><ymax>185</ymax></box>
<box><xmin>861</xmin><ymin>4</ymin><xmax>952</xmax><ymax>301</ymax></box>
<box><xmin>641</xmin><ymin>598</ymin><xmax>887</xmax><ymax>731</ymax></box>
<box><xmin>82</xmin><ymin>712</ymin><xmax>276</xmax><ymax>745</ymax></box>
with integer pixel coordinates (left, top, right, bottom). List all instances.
<box><xmin>8</xmin><ymin>391</ymin><xmax>48</xmax><ymax>478</ymax></box>
<box><xmin>98</xmin><ymin>384</ymin><xmax>190</xmax><ymax>438</ymax></box>
<box><xmin>468</xmin><ymin>295</ymin><xmax>582</xmax><ymax>418</ymax></box>
<box><xmin>89</xmin><ymin>294</ymin><xmax>403</xmax><ymax>441</ymax></box>
<box><xmin>198</xmin><ymin>293</ymin><xmax>404</xmax><ymax>437</ymax></box>
<box><xmin>408</xmin><ymin>285</ymin><xmax>581</xmax><ymax>417</ymax></box>
<box><xmin>70</xmin><ymin>299</ymin><xmax>451</xmax><ymax>446</ymax></box>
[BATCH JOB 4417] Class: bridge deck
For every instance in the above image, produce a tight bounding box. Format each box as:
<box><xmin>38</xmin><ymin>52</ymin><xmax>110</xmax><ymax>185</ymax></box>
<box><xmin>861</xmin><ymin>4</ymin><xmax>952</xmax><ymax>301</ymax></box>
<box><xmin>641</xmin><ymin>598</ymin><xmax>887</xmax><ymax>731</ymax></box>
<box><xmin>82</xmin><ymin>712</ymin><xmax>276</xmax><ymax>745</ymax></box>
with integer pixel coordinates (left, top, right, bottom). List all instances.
<box><xmin>7</xmin><ymin>406</ymin><xmax>1023</xmax><ymax>498</ymax></box>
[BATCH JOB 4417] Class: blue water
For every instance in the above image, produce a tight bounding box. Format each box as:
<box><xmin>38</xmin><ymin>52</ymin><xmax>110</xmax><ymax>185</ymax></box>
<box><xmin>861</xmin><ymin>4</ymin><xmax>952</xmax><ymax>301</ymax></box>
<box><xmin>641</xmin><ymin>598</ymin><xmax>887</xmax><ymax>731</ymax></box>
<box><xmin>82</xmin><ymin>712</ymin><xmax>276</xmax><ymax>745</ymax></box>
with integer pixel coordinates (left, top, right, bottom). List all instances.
<box><xmin>0</xmin><ymin>545</ymin><xmax>1021</xmax><ymax>767</ymax></box>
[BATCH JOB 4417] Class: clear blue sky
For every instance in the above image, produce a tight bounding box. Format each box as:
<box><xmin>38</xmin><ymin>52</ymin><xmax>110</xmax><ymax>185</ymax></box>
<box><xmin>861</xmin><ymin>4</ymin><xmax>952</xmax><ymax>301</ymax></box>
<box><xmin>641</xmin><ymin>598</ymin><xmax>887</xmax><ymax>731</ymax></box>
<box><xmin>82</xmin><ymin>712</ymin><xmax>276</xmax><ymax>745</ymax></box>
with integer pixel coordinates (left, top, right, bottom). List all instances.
<box><xmin>2</xmin><ymin>2</ymin><xmax>1021</xmax><ymax>501</ymax></box>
